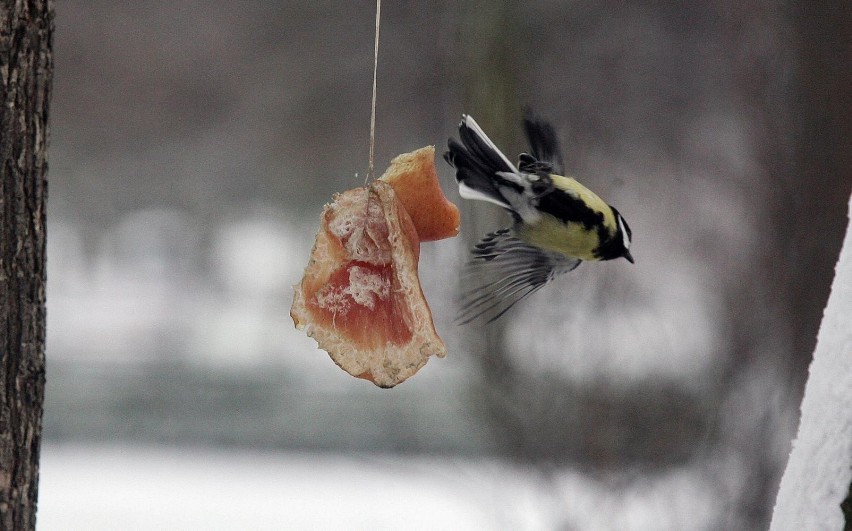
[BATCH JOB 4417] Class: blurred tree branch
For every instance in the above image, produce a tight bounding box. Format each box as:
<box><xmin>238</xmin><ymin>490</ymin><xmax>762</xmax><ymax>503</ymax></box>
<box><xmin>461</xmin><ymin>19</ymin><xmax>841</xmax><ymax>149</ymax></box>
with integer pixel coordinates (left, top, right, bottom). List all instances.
<box><xmin>450</xmin><ymin>3</ymin><xmax>710</xmax><ymax>471</ymax></box>
<box><xmin>453</xmin><ymin>1</ymin><xmax>527</xmax><ymax>457</ymax></box>
<box><xmin>0</xmin><ymin>1</ymin><xmax>53</xmax><ymax>529</ymax></box>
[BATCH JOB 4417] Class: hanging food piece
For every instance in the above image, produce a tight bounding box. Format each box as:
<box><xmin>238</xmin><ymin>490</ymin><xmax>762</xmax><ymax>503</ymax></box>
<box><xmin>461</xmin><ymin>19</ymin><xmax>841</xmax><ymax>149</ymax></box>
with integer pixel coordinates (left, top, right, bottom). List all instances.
<box><xmin>379</xmin><ymin>146</ymin><xmax>460</xmax><ymax>241</ymax></box>
<box><xmin>291</xmin><ymin>148</ymin><xmax>456</xmax><ymax>388</ymax></box>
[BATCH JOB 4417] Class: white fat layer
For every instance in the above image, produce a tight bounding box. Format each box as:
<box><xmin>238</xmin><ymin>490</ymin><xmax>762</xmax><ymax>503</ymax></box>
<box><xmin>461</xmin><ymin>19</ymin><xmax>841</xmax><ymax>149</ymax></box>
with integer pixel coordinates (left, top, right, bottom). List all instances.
<box><xmin>327</xmin><ymin>195</ymin><xmax>390</xmax><ymax>265</ymax></box>
<box><xmin>618</xmin><ymin>215</ymin><xmax>630</xmax><ymax>250</ymax></box>
<box><xmin>462</xmin><ymin>115</ymin><xmax>518</xmax><ymax>173</ymax></box>
<box><xmin>314</xmin><ymin>285</ymin><xmax>350</xmax><ymax>315</ymax></box>
<box><xmin>346</xmin><ymin>265</ymin><xmax>389</xmax><ymax>310</ymax></box>
<box><xmin>314</xmin><ymin>265</ymin><xmax>389</xmax><ymax>314</ymax></box>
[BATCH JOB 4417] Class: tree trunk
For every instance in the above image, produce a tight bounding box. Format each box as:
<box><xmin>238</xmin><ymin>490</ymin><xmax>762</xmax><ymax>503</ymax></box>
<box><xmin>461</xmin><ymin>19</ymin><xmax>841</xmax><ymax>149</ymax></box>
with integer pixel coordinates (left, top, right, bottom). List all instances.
<box><xmin>769</xmin><ymin>193</ymin><xmax>852</xmax><ymax>530</ymax></box>
<box><xmin>0</xmin><ymin>1</ymin><xmax>53</xmax><ymax>529</ymax></box>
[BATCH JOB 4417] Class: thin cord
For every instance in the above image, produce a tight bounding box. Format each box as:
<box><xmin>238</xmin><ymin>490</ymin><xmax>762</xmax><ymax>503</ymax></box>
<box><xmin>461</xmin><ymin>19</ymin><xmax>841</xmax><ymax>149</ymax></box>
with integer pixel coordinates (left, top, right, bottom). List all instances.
<box><xmin>365</xmin><ymin>0</ymin><xmax>381</xmax><ymax>185</ymax></box>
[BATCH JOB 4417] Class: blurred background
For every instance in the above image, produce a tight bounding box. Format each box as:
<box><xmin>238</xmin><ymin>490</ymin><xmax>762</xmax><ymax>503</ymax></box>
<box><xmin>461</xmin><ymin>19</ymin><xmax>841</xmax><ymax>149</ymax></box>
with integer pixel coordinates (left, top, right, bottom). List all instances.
<box><xmin>39</xmin><ymin>1</ymin><xmax>850</xmax><ymax>529</ymax></box>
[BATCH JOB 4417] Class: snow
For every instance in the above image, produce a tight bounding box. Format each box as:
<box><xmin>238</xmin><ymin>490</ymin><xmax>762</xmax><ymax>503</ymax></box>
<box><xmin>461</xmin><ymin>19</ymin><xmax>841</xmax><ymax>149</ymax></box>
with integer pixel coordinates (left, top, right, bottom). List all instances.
<box><xmin>38</xmin><ymin>445</ymin><xmax>510</xmax><ymax>531</ymax></box>
<box><xmin>770</xmin><ymin>193</ymin><xmax>852</xmax><ymax>530</ymax></box>
<box><xmin>38</xmin><ymin>444</ymin><xmax>721</xmax><ymax>531</ymax></box>
<box><xmin>213</xmin><ymin>217</ymin><xmax>306</xmax><ymax>297</ymax></box>
<box><xmin>46</xmin><ymin>211</ymin><xmax>314</xmax><ymax>368</ymax></box>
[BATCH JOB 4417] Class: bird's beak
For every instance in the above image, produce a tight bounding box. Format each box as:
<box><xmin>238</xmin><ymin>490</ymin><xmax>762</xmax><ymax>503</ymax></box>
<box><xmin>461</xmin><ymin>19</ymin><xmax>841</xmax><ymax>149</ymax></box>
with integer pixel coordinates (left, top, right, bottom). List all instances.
<box><xmin>624</xmin><ymin>250</ymin><xmax>634</xmax><ymax>264</ymax></box>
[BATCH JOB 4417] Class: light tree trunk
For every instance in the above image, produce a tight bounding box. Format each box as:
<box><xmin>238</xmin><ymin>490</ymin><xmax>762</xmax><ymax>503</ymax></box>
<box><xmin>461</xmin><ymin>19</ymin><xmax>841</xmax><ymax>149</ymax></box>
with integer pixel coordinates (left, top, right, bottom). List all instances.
<box><xmin>770</xmin><ymin>194</ymin><xmax>852</xmax><ymax>530</ymax></box>
<box><xmin>0</xmin><ymin>1</ymin><xmax>53</xmax><ymax>529</ymax></box>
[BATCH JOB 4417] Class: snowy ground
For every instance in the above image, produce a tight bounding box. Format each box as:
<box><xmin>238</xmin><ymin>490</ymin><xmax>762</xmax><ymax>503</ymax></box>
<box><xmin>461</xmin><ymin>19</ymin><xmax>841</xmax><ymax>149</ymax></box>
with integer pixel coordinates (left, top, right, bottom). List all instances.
<box><xmin>39</xmin><ymin>444</ymin><xmax>720</xmax><ymax>531</ymax></box>
<box><xmin>39</xmin><ymin>213</ymin><xmax>755</xmax><ymax>530</ymax></box>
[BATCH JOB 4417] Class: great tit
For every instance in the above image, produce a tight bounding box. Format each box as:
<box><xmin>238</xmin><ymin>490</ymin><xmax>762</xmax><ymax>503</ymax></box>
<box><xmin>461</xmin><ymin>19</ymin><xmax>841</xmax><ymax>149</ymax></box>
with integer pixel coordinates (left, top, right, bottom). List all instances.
<box><xmin>444</xmin><ymin>113</ymin><xmax>634</xmax><ymax>324</ymax></box>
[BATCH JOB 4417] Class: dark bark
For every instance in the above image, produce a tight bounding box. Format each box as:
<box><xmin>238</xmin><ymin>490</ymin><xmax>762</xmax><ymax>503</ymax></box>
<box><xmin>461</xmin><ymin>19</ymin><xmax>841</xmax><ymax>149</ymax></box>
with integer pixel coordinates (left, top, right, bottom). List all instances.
<box><xmin>787</xmin><ymin>0</ymin><xmax>852</xmax><ymax>384</ymax></box>
<box><xmin>0</xmin><ymin>1</ymin><xmax>53</xmax><ymax>529</ymax></box>
<box><xmin>789</xmin><ymin>3</ymin><xmax>852</xmax><ymax>528</ymax></box>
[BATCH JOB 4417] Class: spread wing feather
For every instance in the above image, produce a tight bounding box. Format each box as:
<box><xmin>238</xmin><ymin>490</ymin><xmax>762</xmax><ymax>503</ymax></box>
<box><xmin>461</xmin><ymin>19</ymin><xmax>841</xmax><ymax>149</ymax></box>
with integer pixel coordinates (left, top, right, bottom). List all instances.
<box><xmin>457</xmin><ymin>229</ymin><xmax>581</xmax><ymax>324</ymax></box>
<box><xmin>522</xmin><ymin>112</ymin><xmax>565</xmax><ymax>175</ymax></box>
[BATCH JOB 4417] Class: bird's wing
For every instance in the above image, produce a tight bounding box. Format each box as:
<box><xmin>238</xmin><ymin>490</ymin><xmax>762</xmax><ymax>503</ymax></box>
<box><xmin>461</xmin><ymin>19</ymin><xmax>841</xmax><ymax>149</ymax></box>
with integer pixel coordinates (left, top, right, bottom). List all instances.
<box><xmin>521</xmin><ymin>112</ymin><xmax>565</xmax><ymax>176</ymax></box>
<box><xmin>456</xmin><ymin>228</ymin><xmax>581</xmax><ymax>324</ymax></box>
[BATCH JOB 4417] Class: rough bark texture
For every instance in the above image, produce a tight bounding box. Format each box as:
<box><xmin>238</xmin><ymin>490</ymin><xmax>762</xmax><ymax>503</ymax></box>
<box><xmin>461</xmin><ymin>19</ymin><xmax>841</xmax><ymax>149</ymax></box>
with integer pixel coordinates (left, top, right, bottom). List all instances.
<box><xmin>0</xmin><ymin>1</ymin><xmax>53</xmax><ymax>529</ymax></box>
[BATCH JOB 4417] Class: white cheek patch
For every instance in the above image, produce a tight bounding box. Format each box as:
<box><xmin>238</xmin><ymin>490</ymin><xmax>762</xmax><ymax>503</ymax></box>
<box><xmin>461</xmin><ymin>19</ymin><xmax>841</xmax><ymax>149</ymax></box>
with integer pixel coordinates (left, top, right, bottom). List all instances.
<box><xmin>618</xmin><ymin>215</ymin><xmax>630</xmax><ymax>250</ymax></box>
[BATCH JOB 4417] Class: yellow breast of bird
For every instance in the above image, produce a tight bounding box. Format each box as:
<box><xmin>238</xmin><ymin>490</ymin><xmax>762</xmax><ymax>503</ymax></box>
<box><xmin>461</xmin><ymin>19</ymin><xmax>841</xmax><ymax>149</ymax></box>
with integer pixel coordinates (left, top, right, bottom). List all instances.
<box><xmin>515</xmin><ymin>175</ymin><xmax>617</xmax><ymax>261</ymax></box>
<box><xmin>517</xmin><ymin>215</ymin><xmax>602</xmax><ymax>261</ymax></box>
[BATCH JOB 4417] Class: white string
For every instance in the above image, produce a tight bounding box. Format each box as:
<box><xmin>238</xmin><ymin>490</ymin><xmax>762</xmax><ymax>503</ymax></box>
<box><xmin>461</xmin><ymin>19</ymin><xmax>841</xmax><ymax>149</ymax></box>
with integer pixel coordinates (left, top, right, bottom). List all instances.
<box><xmin>365</xmin><ymin>0</ymin><xmax>382</xmax><ymax>185</ymax></box>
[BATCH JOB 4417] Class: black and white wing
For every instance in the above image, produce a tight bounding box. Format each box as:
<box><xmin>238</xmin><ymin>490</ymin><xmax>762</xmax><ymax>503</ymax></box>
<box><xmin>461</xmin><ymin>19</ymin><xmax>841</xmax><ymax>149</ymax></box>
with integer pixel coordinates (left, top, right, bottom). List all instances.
<box><xmin>457</xmin><ymin>229</ymin><xmax>581</xmax><ymax>324</ymax></box>
<box><xmin>520</xmin><ymin>112</ymin><xmax>565</xmax><ymax>176</ymax></box>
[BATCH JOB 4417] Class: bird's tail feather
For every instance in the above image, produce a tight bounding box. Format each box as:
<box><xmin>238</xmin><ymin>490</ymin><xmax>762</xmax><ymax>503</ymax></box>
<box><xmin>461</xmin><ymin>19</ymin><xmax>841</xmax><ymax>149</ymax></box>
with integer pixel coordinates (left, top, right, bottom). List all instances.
<box><xmin>444</xmin><ymin>115</ymin><xmax>521</xmax><ymax>209</ymax></box>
